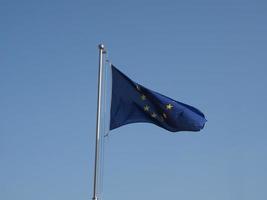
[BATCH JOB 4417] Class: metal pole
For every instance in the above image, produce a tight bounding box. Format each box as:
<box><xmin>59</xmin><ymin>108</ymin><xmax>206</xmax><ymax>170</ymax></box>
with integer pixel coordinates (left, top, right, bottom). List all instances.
<box><xmin>92</xmin><ymin>44</ymin><xmax>105</xmax><ymax>200</ymax></box>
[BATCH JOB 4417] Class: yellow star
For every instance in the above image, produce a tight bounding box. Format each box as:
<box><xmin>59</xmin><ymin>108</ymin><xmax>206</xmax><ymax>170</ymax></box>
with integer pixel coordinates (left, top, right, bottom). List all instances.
<box><xmin>144</xmin><ymin>105</ymin><xmax>150</xmax><ymax>111</ymax></box>
<box><xmin>141</xmin><ymin>94</ymin><xmax>146</xmax><ymax>101</ymax></box>
<box><xmin>163</xmin><ymin>113</ymin><xmax>167</xmax><ymax>119</ymax></box>
<box><xmin>166</xmin><ymin>103</ymin><xmax>173</xmax><ymax>110</ymax></box>
<box><xmin>159</xmin><ymin>116</ymin><xmax>164</xmax><ymax>122</ymax></box>
<box><xmin>151</xmin><ymin>112</ymin><xmax>157</xmax><ymax>118</ymax></box>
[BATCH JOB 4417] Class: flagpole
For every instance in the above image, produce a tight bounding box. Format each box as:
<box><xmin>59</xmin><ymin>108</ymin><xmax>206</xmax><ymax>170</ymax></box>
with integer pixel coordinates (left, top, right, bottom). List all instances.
<box><xmin>92</xmin><ymin>44</ymin><xmax>106</xmax><ymax>200</ymax></box>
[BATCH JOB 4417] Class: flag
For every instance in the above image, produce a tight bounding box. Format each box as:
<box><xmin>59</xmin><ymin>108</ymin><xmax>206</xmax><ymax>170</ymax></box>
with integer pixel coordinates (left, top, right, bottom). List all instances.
<box><xmin>110</xmin><ymin>65</ymin><xmax>207</xmax><ymax>132</ymax></box>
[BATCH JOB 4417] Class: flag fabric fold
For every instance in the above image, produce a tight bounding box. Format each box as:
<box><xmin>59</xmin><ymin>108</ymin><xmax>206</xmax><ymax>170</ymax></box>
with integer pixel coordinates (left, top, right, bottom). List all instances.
<box><xmin>110</xmin><ymin>65</ymin><xmax>206</xmax><ymax>132</ymax></box>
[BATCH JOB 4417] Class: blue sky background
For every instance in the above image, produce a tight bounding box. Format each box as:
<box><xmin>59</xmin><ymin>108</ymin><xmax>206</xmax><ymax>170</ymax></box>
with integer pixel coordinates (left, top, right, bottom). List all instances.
<box><xmin>1</xmin><ymin>0</ymin><xmax>267</xmax><ymax>199</ymax></box>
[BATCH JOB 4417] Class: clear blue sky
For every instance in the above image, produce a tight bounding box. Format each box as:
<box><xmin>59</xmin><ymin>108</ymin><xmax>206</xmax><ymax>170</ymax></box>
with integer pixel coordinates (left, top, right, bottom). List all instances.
<box><xmin>1</xmin><ymin>0</ymin><xmax>267</xmax><ymax>199</ymax></box>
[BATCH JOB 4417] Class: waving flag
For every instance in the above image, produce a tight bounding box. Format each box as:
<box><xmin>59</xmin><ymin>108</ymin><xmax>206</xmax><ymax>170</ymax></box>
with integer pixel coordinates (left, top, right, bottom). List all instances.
<box><xmin>110</xmin><ymin>65</ymin><xmax>206</xmax><ymax>132</ymax></box>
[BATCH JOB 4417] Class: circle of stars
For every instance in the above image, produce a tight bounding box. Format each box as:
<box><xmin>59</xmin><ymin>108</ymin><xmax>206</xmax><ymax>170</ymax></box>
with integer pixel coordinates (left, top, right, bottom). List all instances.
<box><xmin>135</xmin><ymin>84</ymin><xmax>175</xmax><ymax>123</ymax></box>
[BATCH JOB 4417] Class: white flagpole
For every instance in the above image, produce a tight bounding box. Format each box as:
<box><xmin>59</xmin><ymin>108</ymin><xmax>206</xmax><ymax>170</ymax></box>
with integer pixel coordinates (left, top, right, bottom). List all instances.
<box><xmin>92</xmin><ymin>44</ymin><xmax>106</xmax><ymax>200</ymax></box>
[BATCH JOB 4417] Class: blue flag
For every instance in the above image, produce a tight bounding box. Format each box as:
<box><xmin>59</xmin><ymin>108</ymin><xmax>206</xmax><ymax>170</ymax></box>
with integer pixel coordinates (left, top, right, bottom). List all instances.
<box><xmin>110</xmin><ymin>65</ymin><xmax>206</xmax><ymax>132</ymax></box>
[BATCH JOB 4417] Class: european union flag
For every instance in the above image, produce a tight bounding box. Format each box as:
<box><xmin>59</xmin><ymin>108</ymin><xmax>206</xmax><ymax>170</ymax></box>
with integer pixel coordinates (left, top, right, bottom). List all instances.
<box><xmin>110</xmin><ymin>65</ymin><xmax>207</xmax><ymax>132</ymax></box>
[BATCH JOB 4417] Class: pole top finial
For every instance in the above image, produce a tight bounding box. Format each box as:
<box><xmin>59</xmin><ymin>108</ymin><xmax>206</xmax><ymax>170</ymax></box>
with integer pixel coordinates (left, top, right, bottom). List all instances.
<box><xmin>98</xmin><ymin>43</ymin><xmax>105</xmax><ymax>50</ymax></box>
